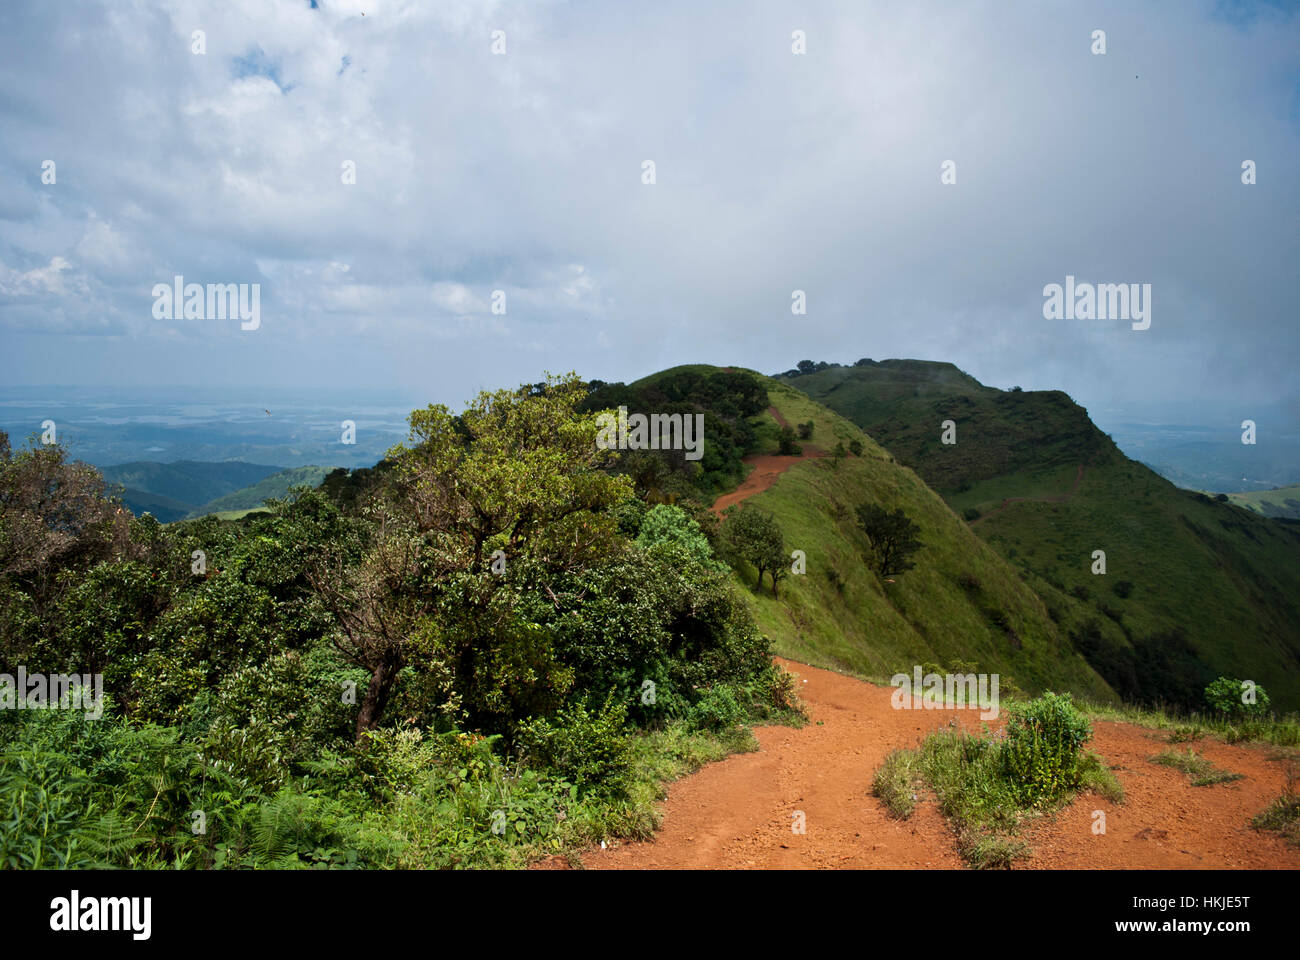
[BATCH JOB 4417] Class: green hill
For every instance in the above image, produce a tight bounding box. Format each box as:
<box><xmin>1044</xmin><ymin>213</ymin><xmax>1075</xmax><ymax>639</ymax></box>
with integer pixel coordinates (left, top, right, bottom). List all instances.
<box><xmin>1227</xmin><ymin>484</ymin><xmax>1300</xmax><ymax>520</ymax></box>
<box><xmin>780</xmin><ymin>360</ymin><xmax>1300</xmax><ymax>711</ymax></box>
<box><xmin>187</xmin><ymin>465</ymin><xmax>335</xmax><ymax>518</ymax></box>
<box><xmin>625</xmin><ymin>366</ymin><xmax>1117</xmax><ymax>703</ymax></box>
<box><xmin>102</xmin><ymin>460</ymin><xmax>283</xmax><ymax>520</ymax></box>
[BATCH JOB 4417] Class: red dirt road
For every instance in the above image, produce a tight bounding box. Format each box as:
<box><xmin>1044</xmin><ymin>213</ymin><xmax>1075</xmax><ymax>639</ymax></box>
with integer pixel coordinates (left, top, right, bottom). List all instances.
<box><xmin>709</xmin><ymin>407</ymin><xmax>824</xmax><ymax>516</ymax></box>
<box><xmin>578</xmin><ymin>659</ymin><xmax>1300</xmax><ymax>870</ymax></box>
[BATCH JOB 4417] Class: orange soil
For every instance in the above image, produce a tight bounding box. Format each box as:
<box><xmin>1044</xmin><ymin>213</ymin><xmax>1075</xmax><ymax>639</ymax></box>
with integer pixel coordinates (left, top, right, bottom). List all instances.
<box><xmin>709</xmin><ymin>407</ymin><xmax>824</xmax><ymax>516</ymax></box>
<box><xmin>543</xmin><ymin>410</ymin><xmax>1299</xmax><ymax>870</ymax></box>
<box><xmin>574</xmin><ymin>659</ymin><xmax>1300</xmax><ymax>870</ymax></box>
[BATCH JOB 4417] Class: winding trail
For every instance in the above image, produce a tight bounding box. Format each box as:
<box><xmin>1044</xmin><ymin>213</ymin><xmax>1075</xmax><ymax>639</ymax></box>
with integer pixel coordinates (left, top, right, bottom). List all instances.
<box><xmin>709</xmin><ymin>407</ymin><xmax>824</xmax><ymax>516</ymax></box>
<box><xmin>546</xmin><ymin>422</ymin><xmax>1298</xmax><ymax>870</ymax></box>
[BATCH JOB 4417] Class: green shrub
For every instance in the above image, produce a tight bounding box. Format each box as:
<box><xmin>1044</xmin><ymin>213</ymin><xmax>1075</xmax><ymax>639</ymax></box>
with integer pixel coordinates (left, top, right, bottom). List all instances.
<box><xmin>687</xmin><ymin>684</ymin><xmax>746</xmax><ymax>732</ymax></box>
<box><xmin>999</xmin><ymin>692</ymin><xmax>1093</xmax><ymax>805</ymax></box>
<box><xmin>517</xmin><ymin>696</ymin><xmax>633</xmax><ymax>798</ymax></box>
<box><xmin>1204</xmin><ymin>676</ymin><xmax>1271</xmax><ymax>720</ymax></box>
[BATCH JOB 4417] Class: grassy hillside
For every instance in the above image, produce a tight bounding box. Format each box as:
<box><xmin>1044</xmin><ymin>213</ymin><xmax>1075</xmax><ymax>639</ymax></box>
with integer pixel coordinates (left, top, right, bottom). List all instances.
<box><xmin>187</xmin><ymin>465</ymin><xmax>334</xmax><ymax>518</ymax></box>
<box><xmin>782</xmin><ymin>360</ymin><xmax>1300</xmax><ymax>711</ymax></box>
<box><xmin>706</xmin><ymin>371</ymin><xmax>1115</xmax><ymax>702</ymax></box>
<box><xmin>1228</xmin><ymin>484</ymin><xmax>1300</xmax><ymax>520</ymax></box>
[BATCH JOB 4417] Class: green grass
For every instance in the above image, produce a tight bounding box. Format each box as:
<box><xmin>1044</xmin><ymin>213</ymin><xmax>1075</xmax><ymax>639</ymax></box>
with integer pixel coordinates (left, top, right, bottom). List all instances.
<box><xmin>714</xmin><ymin>375</ymin><xmax>1114</xmax><ymax>701</ymax></box>
<box><xmin>785</xmin><ymin>360</ymin><xmax>1300</xmax><ymax>713</ymax></box>
<box><xmin>1075</xmin><ymin>698</ymin><xmax>1300</xmax><ymax>747</ymax></box>
<box><xmin>1149</xmin><ymin>748</ymin><xmax>1245</xmax><ymax>786</ymax></box>
<box><xmin>873</xmin><ymin>721</ymin><xmax>1122</xmax><ymax>869</ymax></box>
<box><xmin>1227</xmin><ymin>484</ymin><xmax>1300</xmax><ymax>520</ymax></box>
<box><xmin>1251</xmin><ymin>783</ymin><xmax>1300</xmax><ymax>847</ymax></box>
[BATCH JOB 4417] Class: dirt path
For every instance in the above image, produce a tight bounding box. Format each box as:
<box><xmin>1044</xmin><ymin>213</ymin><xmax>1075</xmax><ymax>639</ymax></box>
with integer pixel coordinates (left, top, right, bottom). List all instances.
<box><xmin>709</xmin><ymin>407</ymin><xmax>824</xmax><ymax>516</ymax></box>
<box><xmin>576</xmin><ymin>659</ymin><xmax>1300</xmax><ymax>870</ymax></box>
<box><xmin>970</xmin><ymin>464</ymin><xmax>1085</xmax><ymax>526</ymax></box>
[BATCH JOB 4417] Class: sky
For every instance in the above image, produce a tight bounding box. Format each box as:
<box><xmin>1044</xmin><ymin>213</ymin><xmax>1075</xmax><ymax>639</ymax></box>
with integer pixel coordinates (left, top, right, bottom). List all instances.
<box><xmin>0</xmin><ymin>0</ymin><xmax>1297</xmax><ymax>430</ymax></box>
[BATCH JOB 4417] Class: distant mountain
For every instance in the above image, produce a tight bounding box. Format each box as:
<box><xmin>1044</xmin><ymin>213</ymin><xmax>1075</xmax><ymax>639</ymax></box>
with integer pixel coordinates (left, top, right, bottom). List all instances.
<box><xmin>102</xmin><ymin>460</ymin><xmax>283</xmax><ymax>521</ymax></box>
<box><xmin>188</xmin><ymin>465</ymin><xmax>334</xmax><ymax>518</ymax></box>
<box><xmin>780</xmin><ymin>359</ymin><xmax>1300</xmax><ymax>712</ymax></box>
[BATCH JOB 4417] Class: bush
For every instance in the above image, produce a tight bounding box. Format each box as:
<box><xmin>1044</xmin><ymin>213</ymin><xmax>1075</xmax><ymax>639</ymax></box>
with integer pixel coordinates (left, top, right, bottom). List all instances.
<box><xmin>1204</xmin><ymin>676</ymin><xmax>1271</xmax><ymax>719</ymax></box>
<box><xmin>517</xmin><ymin>696</ymin><xmax>633</xmax><ymax>798</ymax></box>
<box><xmin>848</xmin><ymin>439</ymin><xmax>863</xmax><ymax>457</ymax></box>
<box><xmin>999</xmin><ymin>692</ymin><xmax>1093</xmax><ymax>806</ymax></box>
<box><xmin>777</xmin><ymin>426</ymin><xmax>802</xmax><ymax>456</ymax></box>
<box><xmin>963</xmin><ymin>507</ymin><xmax>980</xmax><ymax>521</ymax></box>
<box><xmin>687</xmin><ymin>684</ymin><xmax>746</xmax><ymax>732</ymax></box>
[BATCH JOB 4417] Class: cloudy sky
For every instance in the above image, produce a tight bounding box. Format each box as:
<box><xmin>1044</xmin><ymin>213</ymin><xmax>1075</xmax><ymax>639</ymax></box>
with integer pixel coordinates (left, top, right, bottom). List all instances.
<box><xmin>1</xmin><ymin>0</ymin><xmax>1297</xmax><ymax>427</ymax></box>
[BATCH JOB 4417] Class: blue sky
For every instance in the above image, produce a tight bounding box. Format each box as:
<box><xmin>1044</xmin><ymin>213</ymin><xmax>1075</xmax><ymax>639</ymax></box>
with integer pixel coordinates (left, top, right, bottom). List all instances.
<box><xmin>0</xmin><ymin>0</ymin><xmax>1297</xmax><ymax>430</ymax></box>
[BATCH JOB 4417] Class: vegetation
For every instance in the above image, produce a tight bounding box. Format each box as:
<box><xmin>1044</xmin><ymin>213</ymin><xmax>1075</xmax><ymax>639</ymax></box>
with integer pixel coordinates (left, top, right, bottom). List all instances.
<box><xmin>784</xmin><ymin>359</ymin><xmax>1300</xmax><ymax>712</ymax></box>
<box><xmin>873</xmin><ymin>693</ymin><xmax>1122</xmax><ymax>868</ymax></box>
<box><xmin>0</xmin><ymin>374</ymin><xmax>803</xmax><ymax>869</ymax></box>
<box><xmin>1149</xmin><ymin>749</ymin><xmax>1244</xmax><ymax>787</ymax></box>
<box><xmin>720</xmin><ymin>506</ymin><xmax>787</xmax><ymax>597</ymax></box>
<box><xmin>855</xmin><ymin>503</ymin><xmax>922</xmax><ymax>578</ymax></box>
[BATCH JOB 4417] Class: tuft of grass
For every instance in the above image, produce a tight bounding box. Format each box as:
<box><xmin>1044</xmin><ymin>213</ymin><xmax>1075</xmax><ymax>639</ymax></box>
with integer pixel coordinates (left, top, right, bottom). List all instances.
<box><xmin>872</xmin><ymin>717</ymin><xmax>1122</xmax><ymax>869</ymax></box>
<box><xmin>871</xmin><ymin>748</ymin><xmax>920</xmax><ymax>819</ymax></box>
<box><xmin>1149</xmin><ymin>748</ymin><xmax>1244</xmax><ymax>787</ymax></box>
<box><xmin>1251</xmin><ymin>769</ymin><xmax>1300</xmax><ymax>847</ymax></box>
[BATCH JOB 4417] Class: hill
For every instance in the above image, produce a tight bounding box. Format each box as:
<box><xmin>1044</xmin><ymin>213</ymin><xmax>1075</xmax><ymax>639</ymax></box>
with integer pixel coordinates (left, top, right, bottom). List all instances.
<box><xmin>780</xmin><ymin>360</ymin><xmax>1300</xmax><ymax>711</ymax></box>
<box><xmin>1227</xmin><ymin>484</ymin><xmax>1300</xmax><ymax>520</ymax></box>
<box><xmin>617</xmin><ymin>366</ymin><xmax>1116</xmax><ymax>702</ymax></box>
<box><xmin>187</xmin><ymin>465</ymin><xmax>335</xmax><ymax>518</ymax></box>
<box><xmin>102</xmin><ymin>460</ymin><xmax>283</xmax><ymax>520</ymax></box>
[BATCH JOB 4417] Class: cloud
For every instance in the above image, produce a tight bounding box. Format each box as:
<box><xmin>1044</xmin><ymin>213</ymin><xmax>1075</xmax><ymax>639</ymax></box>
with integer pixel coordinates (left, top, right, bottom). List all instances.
<box><xmin>0</xmin><ymin>0</ymin><xmax>1294</xmax><ymax>424</ymax></box>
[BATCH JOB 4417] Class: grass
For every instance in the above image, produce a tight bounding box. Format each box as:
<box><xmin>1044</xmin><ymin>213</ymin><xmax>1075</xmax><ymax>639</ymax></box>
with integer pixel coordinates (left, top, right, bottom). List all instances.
<box><xmin>712</xmin><ymin>374</ymin><xmax>1113</xmax><ymax>703</ymax></box>
<box><xmin>872</xmin><ymin>719</ymin><xmax>1122</xmax><ymax>869</ymax></box>
<box><xmin>1251</xmin><ymin>768</ymin><xmax>1300</xmax><ymax>847</ymax></box>
<box><xmin>1149</xmin><ymin>748</ymin><xmax>1245</xmax><ymax>786</ymax></box>
<box><xmin>786</xmin><ymin>360</ymin><xmax>1300</xmax><ymax>714</ymax></box>
<box><xmin>1076</xmin><ymin>697</ymin><xmax>1300</xmax><ymax>748</ymax></box>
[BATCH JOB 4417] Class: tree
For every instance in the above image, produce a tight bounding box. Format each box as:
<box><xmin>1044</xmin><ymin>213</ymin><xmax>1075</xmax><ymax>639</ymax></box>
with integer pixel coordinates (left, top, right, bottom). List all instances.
<box><xmin>797</xmin><ymin>420</ymin><xmax>814</xmax><ymax>440</ymax></box>
<box><xmin>855</xmin><ymin>503</ymin><xmax>922</xmax><ymax>578</ymax></box>
<box><xmin>831</xmin><ymin>441</ymin><xmax>846</xmax><ymax>470</ymax></box>
<box><xmin>720</xmin><ymin>506</ymin><xmax>786</xmax><ymax>596</ymax></box>
<box><xmin>848</xmin><ymin>439</ymin><xmax>863</xmax><ymax>457</ymax></box>
<box><xmin>0</xmin><ymin>431</ymin><xmax>132</xmax><ymax>659</ymax></box>
<box><xmin>777</xmin><ymin>426</ymin><xmax>802</xmax><ymax>456</ymax></box>
<box><xmin>311</xmin><ymin>373</ymin><xmax>635</xmax><ymax>736</ymax></box>
<box><xmin>635</xmin><ymin>504</ymin><xmax>722</xmax><ymax>570</ymax></box>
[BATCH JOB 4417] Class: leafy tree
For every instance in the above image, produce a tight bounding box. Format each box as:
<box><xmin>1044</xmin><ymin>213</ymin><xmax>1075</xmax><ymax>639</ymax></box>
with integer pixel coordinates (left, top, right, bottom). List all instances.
<box><xmin>831</xmin><ymin>441</ymin><xmax>846</xmax><ymax>470</ymax></box>
<box><xmin>311</xmin><ymin>374</ymin><xmax>634</xmax><ymax>735</ymax></box>
<box><xmin>720</xmin><ymin>506</ymin><xmax>786</xmax><ymax>596</ymax></box>
<box><xmin>848</xmin><ymin>439</ymin><xmax>863</xmax><ymax>457</ymax></box>
<box><xmin>777</xmin><ymin>426</ymin><xmax>802</xmax><ymax>456</ymax></box>
<box><xmin>797</xmin><ymin>421</ymin><xmax>814</xmax><ymax>440</ymax></box>
<box><xmin>855</xmin><ymin>503</ymin><xmax>923</xmax><ymax>578</ymax></box>
<box><xmin>635</xmin><ymin>504</ymin><xmax>721</xmax><ymax>570</ymax></box>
